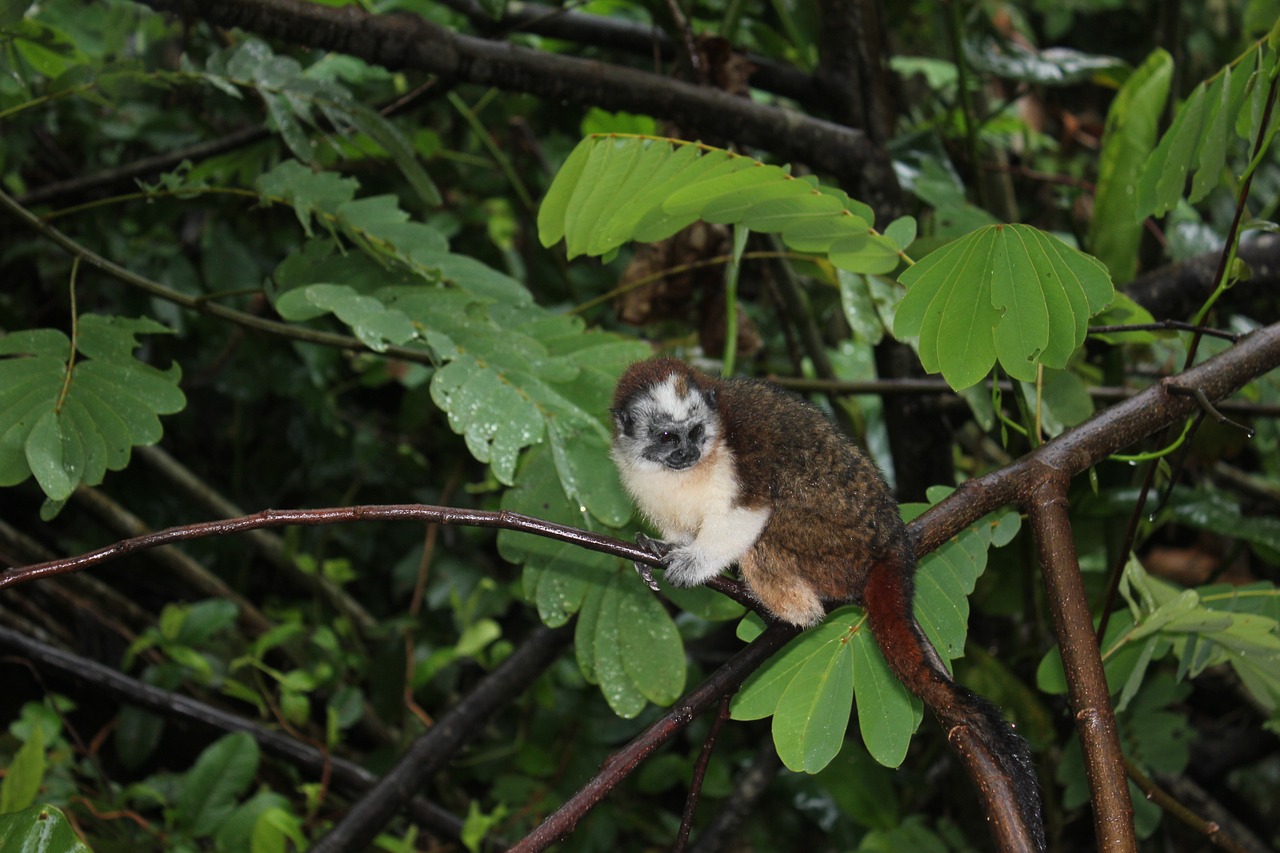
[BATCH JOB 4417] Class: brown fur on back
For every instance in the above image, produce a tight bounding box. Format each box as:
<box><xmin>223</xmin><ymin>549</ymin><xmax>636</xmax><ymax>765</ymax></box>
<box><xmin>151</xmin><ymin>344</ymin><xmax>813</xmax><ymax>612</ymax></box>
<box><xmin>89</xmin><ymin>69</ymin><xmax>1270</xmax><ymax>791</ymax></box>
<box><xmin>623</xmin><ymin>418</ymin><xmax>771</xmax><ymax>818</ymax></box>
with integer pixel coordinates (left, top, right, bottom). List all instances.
<box><xmin>714</xmin><ymin>376</ymin><xmax>908</xmax><ymax>608</ymax></box>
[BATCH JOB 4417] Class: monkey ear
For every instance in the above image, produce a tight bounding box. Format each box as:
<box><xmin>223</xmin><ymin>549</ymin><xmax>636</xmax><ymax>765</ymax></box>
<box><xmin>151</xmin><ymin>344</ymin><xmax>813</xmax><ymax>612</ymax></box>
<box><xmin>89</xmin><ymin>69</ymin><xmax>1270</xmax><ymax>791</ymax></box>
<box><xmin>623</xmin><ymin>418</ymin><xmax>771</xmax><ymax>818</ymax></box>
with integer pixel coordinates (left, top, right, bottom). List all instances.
<box><xmin>610</xmin><ymin>407</ymin><xmax>633</xmax><ymax>435</ymax></box>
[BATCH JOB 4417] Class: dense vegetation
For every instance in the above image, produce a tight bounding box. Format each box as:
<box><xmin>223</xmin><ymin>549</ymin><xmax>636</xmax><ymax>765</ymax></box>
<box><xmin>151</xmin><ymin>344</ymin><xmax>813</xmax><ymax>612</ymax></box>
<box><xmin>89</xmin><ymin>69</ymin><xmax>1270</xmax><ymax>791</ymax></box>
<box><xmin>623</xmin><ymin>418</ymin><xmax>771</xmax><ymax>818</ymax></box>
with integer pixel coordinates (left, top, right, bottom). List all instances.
<box><xmin>1</xmin><ymin>0</ymin><xmax>1278</xmax><ymax>851</ymax></box>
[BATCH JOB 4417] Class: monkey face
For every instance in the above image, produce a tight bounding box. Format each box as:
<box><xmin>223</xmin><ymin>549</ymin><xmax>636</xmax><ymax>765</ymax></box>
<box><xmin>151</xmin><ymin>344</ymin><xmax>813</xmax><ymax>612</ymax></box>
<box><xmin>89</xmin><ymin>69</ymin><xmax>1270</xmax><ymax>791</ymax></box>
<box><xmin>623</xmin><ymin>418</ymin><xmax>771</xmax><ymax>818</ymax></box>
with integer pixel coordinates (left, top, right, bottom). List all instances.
<box><xmin>611</xmin><ymin>374</ymin><xmax>719</xmax><ymax>472</ymax></box>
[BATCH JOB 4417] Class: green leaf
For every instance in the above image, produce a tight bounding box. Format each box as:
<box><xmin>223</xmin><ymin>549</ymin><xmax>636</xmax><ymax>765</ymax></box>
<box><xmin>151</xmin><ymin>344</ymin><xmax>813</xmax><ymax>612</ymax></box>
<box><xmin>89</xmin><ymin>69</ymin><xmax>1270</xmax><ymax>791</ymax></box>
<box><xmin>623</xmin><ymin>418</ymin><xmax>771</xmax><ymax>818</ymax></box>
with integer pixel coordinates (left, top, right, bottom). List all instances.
<box><xmin>0</xmin><ymin>806</ymin><xmax>91</xmax><ymax>853</ymax></box>
<box><xmin>0</xmin><ymin>723</ymin><xmax>45</xmax><ymax>813</ymax></box>
<box><xmin>615</xmin><ymin>577</ymin><xmax>687</xmax><ymax>705</ymax></box>
<box><xmin>732</xmin><ymin>626</ymin><xmax>833</xmax><ymax>721</ymax></box>
<box><xmin>174</xmin><ymin>732</ymin><xmax>260</xmax><ymax>837</ymax></box>
<box><xmin>895</xmin><ymin>224</ymin><xmax>1113</xmax><ymax>389</ymax></box>
<box><xmin>1089</xmin><ymin>49</ymin><xmax>1173</xmax><ymax>282</ymax></box>
<box><xmin>592</xmin><ymin>573</ymin><xmax>649</xmax><ymax>718</ymax></box>
<box><xmin>215</xmin><ymin>791</ymin><xmax>293</xmax><ymax>853</ymax></box>
<box><xmin>430</xmin><ymin>355</ymin><xmax>546</xmax><ymax>486</ymax></box>
<box><xmin>767</xmin><ymin>618</ymin><xmax>857</xmax><ymax>773</ymax></box>
<box><xmin>1135</xmin><ymin>80</ymin><xmax>1210</xmax><ymax>218</ymax></box>
<box><xmin>852</xmin><ymin>622</ymin><xmax>919</xmax><ymax>767</ymax></box>
<box><xmin>0</xmin><ymin>318</ymin><xmax>183</xmax><ymax>502</ymax></box>
<box><xmin>500</xmin><ymin>445</ymin><xmax>611</xmax><ymax>627</ymax></box>
<box><xmin>538</xmin><ymin>135</ymin><xmax>911</xmax><ymax>275</ymax></box>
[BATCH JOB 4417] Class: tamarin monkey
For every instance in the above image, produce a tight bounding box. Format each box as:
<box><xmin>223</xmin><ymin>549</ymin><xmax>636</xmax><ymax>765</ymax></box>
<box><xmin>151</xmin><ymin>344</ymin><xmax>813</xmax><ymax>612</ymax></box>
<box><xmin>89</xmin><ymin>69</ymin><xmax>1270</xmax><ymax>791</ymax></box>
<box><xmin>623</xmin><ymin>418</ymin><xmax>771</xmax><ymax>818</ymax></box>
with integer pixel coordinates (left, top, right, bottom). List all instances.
<box><xmin>610</xmin><ymin>356</ymin><xmax>1045</xmax><ymax>852</ymax></box>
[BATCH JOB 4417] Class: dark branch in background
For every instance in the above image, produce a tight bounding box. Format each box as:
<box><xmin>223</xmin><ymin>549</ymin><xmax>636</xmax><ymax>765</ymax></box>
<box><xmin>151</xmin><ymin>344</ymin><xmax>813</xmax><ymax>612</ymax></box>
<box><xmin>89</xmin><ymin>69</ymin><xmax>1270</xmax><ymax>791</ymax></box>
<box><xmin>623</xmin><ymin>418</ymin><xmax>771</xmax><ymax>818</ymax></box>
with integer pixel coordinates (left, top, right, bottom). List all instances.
<box><xmin>1126</xmin><ymin>233</ymin><xmax>1280</xmax><ymax>323</ymax></box>
<box><xmin>688</xmin><ymin>739</ymin><xmax>781</xmax><ymax>853</ymax></box>
<box><xmin>0</xmin><ymin>624</ymin><xmax>490</xmax><ymax>848</ymax></box>
<box><xmin>17</xmin><ymin>125</ymin><xmax>269</xmax><ymax>208</ymax></box>
<box><xmin>130</xmin><ymin>0</ymin><xmax>899</xmax><ymax>207</ymax></box>
<box><xmin>435</xmin><ymin>0</ymin><xmax>818</xmax><ymax>107</ymax></box>
<box><xmin>311</xmin><ymin>624</ymin><xmax>573</xmax><ymax>853</ymax></box>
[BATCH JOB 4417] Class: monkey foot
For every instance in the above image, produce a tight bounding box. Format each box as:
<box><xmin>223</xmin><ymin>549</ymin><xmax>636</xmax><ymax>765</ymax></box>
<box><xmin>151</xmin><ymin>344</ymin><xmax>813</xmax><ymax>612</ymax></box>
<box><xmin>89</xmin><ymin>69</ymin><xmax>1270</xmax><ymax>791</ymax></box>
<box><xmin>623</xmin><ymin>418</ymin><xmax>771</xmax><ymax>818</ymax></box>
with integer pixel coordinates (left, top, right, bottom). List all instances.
<box><xmin>633</xmin><ymin>533</ymin><xmax>671</xmax><ymax>591</ymax></box>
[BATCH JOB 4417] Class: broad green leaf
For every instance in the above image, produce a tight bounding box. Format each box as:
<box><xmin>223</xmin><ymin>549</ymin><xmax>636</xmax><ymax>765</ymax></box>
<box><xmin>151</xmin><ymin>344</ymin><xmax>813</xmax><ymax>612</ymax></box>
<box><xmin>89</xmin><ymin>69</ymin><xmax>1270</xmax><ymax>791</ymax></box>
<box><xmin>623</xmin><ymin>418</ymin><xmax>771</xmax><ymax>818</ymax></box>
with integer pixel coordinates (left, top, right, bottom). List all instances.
<box><xmin>175</xmin><ymin>732</ymin><xmax>260</xmax><ymax>837</ymax></box>
<box><xmin>895</xmin><ymin>224</ymin><xmax>1113</xmax><ymax>389</ymax></box>
<box><xmin>1189</xmin><ymin>65</ymin><xmax>1233</xmax><ymax>203</ymax></box>
<box><xmin>500</xmin><ymin>445</ymin><xmax>606</xmax><ymax>626</ymax></box>
<box><xmin>615</xmin><ymin>577</ymin><xmax>687</xmax><ymax>705</ymax></box>
<box><xmin>1136</xmin><ymin>80</ymin><xmax>1209</xmax><ymax>218</ymax></box>
<box><xmin>732</xmin><ymin>626</ymin><xmax>833</xmax><ymax>720</ymax></box>
<box><xmin>0</xmin><ymin>806</ymin><xmax>90</xmax><ymax>853</ymax></box>
<box><xmin>1131</xmin><ymin>43</ymin><xmax>1270</xmax><ymax>221</ymax></box>
<box><xmin>430</xmin><ymin>355</ymin><xmax>547</xmax><ymax>485</ymax></box>
<box><xmin>593</xmin><ymin>573</ymin><xmax>649</xmax><ymax>717</ymax></box>
<box><xmin>1089</xmin><ymin>49</ymin><xmax>1173</xmax><ymax>282</ymax></box>
<box><xmin>215</xmin><ymin>791</ymin><xmax>293</xmax><ymax>853</ymax></box>
<box><xmin>772</xmin><ymin>618</ymin><xmax>856</xmax><ymax>772</ymax></box>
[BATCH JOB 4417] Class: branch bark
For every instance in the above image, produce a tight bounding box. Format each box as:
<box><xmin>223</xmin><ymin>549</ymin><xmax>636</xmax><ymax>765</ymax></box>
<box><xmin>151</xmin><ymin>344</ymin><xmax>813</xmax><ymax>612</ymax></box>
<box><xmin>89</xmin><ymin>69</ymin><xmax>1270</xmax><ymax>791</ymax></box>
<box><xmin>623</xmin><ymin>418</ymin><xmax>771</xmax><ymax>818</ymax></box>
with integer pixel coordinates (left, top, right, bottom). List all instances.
<box><xmin>132</xmin><ymin>0</ymin><xmax>893</xmax><ymax>203</ymax></box>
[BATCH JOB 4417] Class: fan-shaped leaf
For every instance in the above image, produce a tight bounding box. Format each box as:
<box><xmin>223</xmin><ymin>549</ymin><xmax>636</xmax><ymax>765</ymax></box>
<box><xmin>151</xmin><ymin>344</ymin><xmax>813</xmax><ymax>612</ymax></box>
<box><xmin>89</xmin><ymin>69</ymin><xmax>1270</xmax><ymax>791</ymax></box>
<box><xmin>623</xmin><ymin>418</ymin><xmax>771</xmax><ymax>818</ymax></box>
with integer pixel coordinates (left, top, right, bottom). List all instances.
<box><xmin>0</xmin><ymin>318</ymin><xmax>183</xmax><ymax>503</ymax></box>
<box><xmin>895</xmin><ymin>225</ymin><xmax>1112</xmax><ymax>389</ymax></box>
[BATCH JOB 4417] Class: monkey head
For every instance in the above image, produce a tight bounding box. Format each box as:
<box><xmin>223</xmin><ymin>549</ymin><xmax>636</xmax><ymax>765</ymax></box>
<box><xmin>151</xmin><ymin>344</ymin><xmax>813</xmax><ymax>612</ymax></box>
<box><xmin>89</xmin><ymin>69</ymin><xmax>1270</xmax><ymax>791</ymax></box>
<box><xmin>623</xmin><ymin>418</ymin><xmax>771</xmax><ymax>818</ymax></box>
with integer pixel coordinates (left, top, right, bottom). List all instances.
<box><xmin>610</xmin><ymin>357</ymin><xmax>720</xmax><ymax>473</ymax></box>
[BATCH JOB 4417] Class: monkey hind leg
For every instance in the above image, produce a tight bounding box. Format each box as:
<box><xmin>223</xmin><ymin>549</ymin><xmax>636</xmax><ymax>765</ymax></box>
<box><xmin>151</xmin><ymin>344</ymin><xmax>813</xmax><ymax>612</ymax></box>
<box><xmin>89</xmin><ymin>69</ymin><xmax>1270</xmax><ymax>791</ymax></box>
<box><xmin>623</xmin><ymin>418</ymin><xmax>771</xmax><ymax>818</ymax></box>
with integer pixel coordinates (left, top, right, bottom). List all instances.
<box><xmin>738</xmin><ymin>557</ymin><xmax>826</xmax><ymax>627</ymax></box>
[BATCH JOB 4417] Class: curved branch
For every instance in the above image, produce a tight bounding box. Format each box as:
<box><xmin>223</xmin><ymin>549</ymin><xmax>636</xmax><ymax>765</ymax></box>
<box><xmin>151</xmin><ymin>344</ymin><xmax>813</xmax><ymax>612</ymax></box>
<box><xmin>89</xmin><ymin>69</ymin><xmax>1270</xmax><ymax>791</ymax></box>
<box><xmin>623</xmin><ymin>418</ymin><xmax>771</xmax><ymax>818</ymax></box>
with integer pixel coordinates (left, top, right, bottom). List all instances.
<box><xmin>130</xmin><ymin>0</ymin><xmax>893</xmax><ymax>202</ymax></box>
<box><xmin>438</xmin><ymin>0</ymin><xmax>817</xmax><ymax>106</ymax></box>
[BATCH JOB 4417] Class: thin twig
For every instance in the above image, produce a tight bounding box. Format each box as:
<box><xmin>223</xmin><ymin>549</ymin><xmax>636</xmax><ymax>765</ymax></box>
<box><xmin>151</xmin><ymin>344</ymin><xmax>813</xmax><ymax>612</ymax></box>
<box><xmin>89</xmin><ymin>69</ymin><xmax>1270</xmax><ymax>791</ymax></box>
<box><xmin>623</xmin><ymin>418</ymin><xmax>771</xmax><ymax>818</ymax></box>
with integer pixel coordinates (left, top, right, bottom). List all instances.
<box><xmin>673</xmin><ymin>696</ymin><xmax>733</xmax><ymax>852</ymax></box>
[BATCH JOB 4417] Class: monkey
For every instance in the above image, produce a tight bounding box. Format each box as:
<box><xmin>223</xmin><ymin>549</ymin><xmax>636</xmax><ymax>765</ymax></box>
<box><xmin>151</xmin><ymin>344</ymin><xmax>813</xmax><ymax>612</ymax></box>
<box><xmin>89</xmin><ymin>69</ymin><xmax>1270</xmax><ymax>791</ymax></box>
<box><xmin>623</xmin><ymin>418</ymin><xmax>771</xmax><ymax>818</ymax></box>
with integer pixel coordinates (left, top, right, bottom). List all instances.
<box><xmin>610</xmin><ymin>356</ymin><xmax>1045</xmax><ymax>853</ymax></box>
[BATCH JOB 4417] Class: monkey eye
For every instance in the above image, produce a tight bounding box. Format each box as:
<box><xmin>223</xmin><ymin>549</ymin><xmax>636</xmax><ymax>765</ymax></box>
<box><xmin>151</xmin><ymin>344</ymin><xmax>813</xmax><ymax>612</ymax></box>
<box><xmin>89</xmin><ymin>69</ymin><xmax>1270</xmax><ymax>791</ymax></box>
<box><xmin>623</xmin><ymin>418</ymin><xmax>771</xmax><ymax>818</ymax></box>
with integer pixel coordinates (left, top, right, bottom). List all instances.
<box><xmin>688</xmin><ymin>423</ymin><xmax>704</xmax><ymax>441</ymax></box>
<box><xmin>658</xmin><ymin>430</ymin><xmax>678</xmax><ymax>444</ymax></box>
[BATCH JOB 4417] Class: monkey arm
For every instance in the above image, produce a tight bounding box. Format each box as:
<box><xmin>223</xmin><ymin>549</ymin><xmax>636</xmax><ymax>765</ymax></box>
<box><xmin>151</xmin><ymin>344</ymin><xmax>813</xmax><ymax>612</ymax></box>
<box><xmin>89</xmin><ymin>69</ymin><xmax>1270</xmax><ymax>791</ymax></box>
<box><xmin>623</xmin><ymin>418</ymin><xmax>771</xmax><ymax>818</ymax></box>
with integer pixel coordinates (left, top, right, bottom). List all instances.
<box><xmin>646</xmin><ymin>505</ymin><xmax>771</xmax><ymax>588</ymax></box>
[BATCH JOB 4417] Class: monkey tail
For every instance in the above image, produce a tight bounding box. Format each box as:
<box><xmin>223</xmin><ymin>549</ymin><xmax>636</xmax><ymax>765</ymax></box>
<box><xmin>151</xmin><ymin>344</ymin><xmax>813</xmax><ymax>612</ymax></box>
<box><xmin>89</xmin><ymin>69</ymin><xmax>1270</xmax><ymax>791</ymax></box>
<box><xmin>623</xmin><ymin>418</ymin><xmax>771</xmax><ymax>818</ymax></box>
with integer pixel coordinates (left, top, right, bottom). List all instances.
<box><xmin>864</xmin><ymin>553</ymin><xmax>1046</xmax><ymax>853</ymax></box>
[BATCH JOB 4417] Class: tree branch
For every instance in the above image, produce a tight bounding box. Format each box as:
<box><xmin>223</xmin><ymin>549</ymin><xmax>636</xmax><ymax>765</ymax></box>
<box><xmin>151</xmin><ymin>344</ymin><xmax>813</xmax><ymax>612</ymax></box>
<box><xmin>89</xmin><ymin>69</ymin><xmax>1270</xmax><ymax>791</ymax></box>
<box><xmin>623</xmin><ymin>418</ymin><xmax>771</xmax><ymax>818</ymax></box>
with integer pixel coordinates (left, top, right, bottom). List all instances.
<box><xmin>1026</xmin><ymin>473</ymin><xmax>1135</xmax><ymax>853</ymax></box>
<box><xmin>130</xmin><ymin>0</ymin><xmax>893</xmax><ymax>202</ymax></box>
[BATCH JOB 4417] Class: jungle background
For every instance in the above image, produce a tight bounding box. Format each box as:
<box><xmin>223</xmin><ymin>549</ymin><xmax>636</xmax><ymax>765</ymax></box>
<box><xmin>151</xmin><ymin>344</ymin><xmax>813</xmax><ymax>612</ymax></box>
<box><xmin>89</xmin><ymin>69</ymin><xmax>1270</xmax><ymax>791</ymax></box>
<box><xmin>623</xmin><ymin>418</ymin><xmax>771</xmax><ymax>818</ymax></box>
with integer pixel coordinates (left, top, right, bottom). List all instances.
<box><xmin>1</xmin><ymin>0</ymin><xmax>1280</xmax><ymax>851</ymax></box>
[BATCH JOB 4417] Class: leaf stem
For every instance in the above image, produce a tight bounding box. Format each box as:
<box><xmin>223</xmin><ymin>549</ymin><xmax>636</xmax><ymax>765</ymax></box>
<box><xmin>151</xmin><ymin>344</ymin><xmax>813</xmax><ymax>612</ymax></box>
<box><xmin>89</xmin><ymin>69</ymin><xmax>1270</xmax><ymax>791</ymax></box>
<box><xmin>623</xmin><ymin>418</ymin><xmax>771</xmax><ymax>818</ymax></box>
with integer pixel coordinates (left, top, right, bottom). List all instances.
<box><xmin>55</xmin><ymin>257</ymin><xmax>81</xmax><ymax>415</ymax></box>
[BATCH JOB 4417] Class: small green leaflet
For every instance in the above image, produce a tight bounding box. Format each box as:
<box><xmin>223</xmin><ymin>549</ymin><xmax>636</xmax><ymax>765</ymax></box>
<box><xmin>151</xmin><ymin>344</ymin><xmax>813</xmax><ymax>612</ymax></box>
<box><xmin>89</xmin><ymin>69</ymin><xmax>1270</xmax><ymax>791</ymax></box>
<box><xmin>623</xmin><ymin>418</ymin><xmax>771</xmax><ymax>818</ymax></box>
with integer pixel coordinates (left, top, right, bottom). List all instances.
<box><xmin>1135</xmin><ymin>43</ymin><xmax>1276</xmax><ymax>219</ymax></box>
<box><xmin>895</xmin><ymin>224</ymin><xmax>1113</xmax><ymax>389</ymax></box>
<box><xmin>0</xmin><ymin>316</ymin><xmax>184</xmax><ymax>504</ymax></box>
<box><xmin>538</xmin><ymin>135</ymin><xmax>909</xmax><ymax>275</ymax></box>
